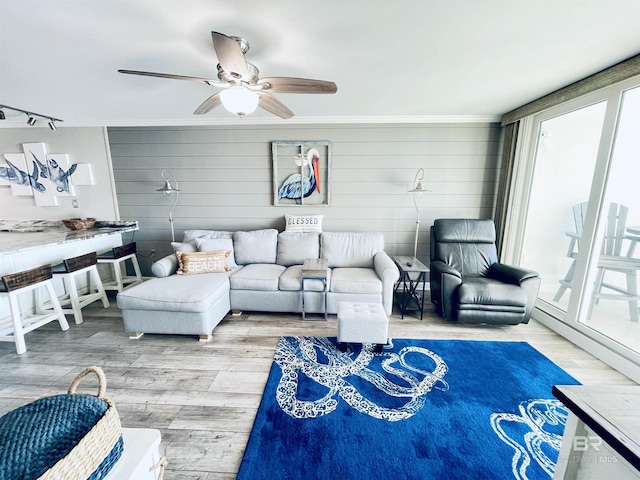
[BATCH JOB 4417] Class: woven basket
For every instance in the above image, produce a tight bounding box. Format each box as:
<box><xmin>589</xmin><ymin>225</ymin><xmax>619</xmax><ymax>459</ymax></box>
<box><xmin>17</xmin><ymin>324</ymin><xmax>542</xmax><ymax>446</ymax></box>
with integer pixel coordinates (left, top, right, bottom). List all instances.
<box><xmin>0</xmin><ymin>366</ymin><xmax>123</xmax><ymax>480</ymax></box>
<box><xmin>62</xmin><ymin>218</ymin><xmax>96</xmax><ymax>230</ymax></box>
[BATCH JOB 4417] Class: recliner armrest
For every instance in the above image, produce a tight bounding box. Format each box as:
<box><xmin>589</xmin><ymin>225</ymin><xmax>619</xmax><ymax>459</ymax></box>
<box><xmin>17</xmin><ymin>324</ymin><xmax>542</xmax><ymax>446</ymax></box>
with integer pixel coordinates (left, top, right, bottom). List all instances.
<box><xmin>431</xmin><ymin>260</ymin><xmax>461</xmax><ymax>279</ymax></box>
<box><xmin>488</xmin><ymin>263</ymin><xmax>539</xmax><ymax>285</ymax></box>
<box><xmin>430</xmin><ymin>260</ymin><xmax>462</xmax><ymax>321</ymax></box>
<box><xmin>488</xmin><ymin>263</ymin><xmax>541</xmax><ymax>323</ymax></box>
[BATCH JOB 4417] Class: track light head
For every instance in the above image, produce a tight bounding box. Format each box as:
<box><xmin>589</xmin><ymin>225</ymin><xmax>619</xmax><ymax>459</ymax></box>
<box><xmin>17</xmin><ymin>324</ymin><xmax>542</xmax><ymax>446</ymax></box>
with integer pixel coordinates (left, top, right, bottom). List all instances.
<box><xmin>27</xmin><ymin>114</ymin><xmax>36</xmax><ymax>126</ymax></box>
<box><xmin>48</xmin><ymin>120</ymin><xmax>56</xmax><ymax>130</ymax></box>
<box><xmin>0</xmin><ymin>110</ymin><xmax>5</xmax><ymax>120</ymax></box>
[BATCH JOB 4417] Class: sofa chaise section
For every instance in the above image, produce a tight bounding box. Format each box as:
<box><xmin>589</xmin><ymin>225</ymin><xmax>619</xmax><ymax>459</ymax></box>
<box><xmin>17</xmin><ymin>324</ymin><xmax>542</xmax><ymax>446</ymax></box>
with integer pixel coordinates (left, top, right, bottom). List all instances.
<box><xmin>116</xmin><ymin>271</ymin><xmax>231</xmax><ymax>340</ymax></box>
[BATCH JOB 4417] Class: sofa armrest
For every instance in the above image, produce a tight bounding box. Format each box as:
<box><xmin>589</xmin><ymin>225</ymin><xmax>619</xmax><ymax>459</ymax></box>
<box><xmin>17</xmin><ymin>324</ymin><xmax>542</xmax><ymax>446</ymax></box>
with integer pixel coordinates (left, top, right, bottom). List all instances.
<box><xmin>374</xmin><ymin>251</ymin><xmax>400</xmax><ymax>315</ymax></box>
<box><xmin>429</xmin><ymin>260</ymin><xmax>462</xmax><ymax>320</ymax></box>
<box><xmin>151</xmin><ymin>254</ymin><xmax>178</xmax><ymax>278</ymax></box>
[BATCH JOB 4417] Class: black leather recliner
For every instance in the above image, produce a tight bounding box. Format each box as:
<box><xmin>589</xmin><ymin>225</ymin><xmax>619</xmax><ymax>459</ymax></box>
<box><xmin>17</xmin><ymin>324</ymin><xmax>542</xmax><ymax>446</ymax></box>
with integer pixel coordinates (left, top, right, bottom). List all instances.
<box><xmin>429</xmin><ymin>219</ymin><xmax>541</xmax><ymax>325</ymax></box>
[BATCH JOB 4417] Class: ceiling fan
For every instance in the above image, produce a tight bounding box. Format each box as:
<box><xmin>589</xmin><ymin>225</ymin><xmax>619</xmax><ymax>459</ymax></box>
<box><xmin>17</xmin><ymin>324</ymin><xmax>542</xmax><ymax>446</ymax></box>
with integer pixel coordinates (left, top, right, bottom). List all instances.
<box><xmin>119</xmin><ymin>31</ymin><xmax>338</xmax><ymax>119</ymax></box>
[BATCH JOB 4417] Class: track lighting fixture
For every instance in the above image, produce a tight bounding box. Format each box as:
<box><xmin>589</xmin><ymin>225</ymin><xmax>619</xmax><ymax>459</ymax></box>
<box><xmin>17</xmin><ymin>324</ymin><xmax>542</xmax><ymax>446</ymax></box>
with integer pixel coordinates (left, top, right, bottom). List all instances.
<box><xmin>0</xmin><ymin>104</ymin><xmax>63</xmax><ymax>128</ymax></box>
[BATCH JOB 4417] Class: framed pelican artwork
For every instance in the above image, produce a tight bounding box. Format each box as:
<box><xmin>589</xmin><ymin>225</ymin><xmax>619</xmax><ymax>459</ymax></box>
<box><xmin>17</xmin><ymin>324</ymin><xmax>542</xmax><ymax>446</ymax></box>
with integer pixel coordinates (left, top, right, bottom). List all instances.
<box><xmin>272</xmin><ymin>140</ymin><xmax>331</xmax><ymax>206</ymax></box>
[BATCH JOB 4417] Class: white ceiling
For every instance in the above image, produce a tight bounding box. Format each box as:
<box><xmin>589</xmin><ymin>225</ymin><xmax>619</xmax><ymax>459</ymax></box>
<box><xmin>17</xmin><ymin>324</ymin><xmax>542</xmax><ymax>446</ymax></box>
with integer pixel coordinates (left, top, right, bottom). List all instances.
<box><xmin>2</xmin><ymin>0</ymin><xmax>640</xmax><ymax>127</ymax></box>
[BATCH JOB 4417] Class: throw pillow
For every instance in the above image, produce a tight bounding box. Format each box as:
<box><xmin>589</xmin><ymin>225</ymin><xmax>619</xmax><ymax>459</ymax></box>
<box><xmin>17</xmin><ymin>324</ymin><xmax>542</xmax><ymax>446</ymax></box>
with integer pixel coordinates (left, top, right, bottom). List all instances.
<box><xmin>177</xmin><ymin>250</ymin><xmax>231</xmax><ymax>275</ymax></box>
<box><xmin>284</xmin><ymin>214</ymin><xmax>323</xmax><ymax>233</ymax></box>
<box><xmin>195</xmin><ymin>238</ymin><xmax>238</xmax><ymax>268</ymax></box>
<box><xmin>171</xmin><ymin>240</ymin><xmax>197</xmax><ymax>253</ymax></box>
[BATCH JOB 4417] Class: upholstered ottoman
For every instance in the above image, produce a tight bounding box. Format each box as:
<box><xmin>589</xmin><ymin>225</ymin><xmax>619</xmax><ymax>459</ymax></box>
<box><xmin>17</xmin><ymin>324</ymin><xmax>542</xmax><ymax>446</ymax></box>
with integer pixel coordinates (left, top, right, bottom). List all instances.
<box><xmin>116</xmin><ymin>273</ymin><xmax>231</xmax><ymax>341</ymax></box>
<box><xmin>337</xmin><ymin>301</ymin><xmax>389</xmax><ymax>349</ymax></box>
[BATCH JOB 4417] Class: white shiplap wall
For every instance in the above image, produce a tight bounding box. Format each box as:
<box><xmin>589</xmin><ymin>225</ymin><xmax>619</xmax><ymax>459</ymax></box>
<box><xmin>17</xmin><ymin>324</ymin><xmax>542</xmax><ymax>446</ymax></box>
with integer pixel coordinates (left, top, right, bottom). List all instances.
<box><xmin>107</xmin><ymin>123</ymin><xmax>501</xmax><ymax>274</ymax></box>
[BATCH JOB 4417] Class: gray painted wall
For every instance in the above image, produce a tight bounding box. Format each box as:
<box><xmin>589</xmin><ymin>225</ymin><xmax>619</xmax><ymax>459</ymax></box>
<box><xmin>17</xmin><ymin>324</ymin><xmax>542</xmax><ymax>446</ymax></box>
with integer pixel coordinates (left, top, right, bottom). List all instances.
<box><xmin>107</xmin><ymin>123</ymin><xmax>501</xmax><ymax>274</ymax></box>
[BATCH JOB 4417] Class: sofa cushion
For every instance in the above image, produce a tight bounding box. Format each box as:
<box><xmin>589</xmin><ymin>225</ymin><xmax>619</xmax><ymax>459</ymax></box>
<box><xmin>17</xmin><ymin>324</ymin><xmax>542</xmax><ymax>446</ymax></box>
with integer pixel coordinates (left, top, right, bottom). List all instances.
<box><xmin>230</xmin><ymin>263</ymin><xmax>285</xmax><ymax>291</ymax></box>
<box><xmin>117</xmin><ymin>273</ymin><xmax>230</xmax><ymax>313</ymax></box>
<box><xmin>171</xmin><ymin>240</ymin><xmax>197</xmax><ymax>253</ymax></box>
<box><xmin>177</xmin><ymin>250</ymin><xmax>232</xmax><ymax>275</ymax></box>
<box><xmin>195</xmin><ymin>238</ymin><xmax>238</xmax><ymax>268</ymax></box>
<box><xmin>276</xmin><ymin>232</ymin><xmax>320</xmax><ymax>266</ymax></box>
<box><xmin>183</xmin><ymin>230</ymin><xmax>234</xmax><ymax>242</ymax></box>
<box><xmin>321</xmin><ymin>232</ymin><xmax>384</xmax><ymax>268</ymax></box>
<box><xmin>234</xmin><ymin>229</ymin><xmax>278</xmax><ymax>265</ymax></box>
<box><xmin>279</xmin><ymin>265</ymin><xmax>330</xmax><ymax>291</ymax></box>
<box><xmin>330</xmin><ymin>267</ymin><xmax>382</xmax><ymax>294</ymax></box>
<box><xmin>278</xmin><ymin>265</ymin><xmax>303</xmax><ymax>291</ymax></box>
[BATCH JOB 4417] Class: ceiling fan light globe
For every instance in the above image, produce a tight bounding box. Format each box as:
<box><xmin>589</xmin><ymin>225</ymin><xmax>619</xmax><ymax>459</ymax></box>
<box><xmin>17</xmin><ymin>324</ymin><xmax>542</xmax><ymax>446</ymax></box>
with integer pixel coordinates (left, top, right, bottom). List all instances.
<box><xmin>220</xmin><ymin>86</ymin><xmax>259</xmax><ymax>117</ymax></box>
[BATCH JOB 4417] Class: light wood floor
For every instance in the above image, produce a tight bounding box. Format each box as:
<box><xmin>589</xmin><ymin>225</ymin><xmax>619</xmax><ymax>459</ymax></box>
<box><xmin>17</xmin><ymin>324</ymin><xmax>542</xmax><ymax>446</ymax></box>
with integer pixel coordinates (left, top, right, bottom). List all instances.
<box><xmin>0</xmin><ymin>298</ymin><xmax>636</xmax><ymax>479</ymax></box>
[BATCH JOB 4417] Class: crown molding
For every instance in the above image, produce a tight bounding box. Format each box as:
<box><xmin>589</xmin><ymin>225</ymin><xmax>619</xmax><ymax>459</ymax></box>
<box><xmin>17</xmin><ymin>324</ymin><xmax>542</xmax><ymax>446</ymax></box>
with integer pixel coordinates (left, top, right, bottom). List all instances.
<box><xmin>0</xmin><ymin>114</ymin><xmax>500</xmax><ymax>129</ymax></box>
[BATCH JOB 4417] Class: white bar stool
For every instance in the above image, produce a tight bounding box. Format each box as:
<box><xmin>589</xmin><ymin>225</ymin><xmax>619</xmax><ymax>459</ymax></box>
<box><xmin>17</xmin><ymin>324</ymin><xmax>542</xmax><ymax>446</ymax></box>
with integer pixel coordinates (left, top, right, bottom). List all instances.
<box><xmin>0</xmin><ymin>265</ymin><xmax>69</xmax><ymax>354</ymax></box>
<box><xmin>97</xmin><ymin>242</ymin><xmax>143</xmax><ymax>293</ymax></box>
<box><xmin>47</xmin><ymin>252</ymin><xmax>110</xmax><ymax>325</ymax></box>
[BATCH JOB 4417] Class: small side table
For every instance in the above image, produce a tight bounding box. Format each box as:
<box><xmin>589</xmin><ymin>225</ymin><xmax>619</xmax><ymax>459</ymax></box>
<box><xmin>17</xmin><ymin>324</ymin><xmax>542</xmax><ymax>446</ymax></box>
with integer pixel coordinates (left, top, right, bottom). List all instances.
<box><xmin>301</xmin><ymin>258</ymin><xmax>329</xmax><ymax>320</ymax></box>
<box><xmin>392</xmin><ymin>255</ymin><xmax>429</xmax><ymax>320</ymax></box>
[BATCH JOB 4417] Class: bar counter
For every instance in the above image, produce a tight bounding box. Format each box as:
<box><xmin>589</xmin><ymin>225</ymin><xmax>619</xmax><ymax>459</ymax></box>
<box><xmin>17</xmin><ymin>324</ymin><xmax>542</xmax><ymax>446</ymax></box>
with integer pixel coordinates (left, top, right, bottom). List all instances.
<box><xmin>0</xmin><ymin>220</ymin><xmax>138</xmax><ymax>276</ymax></box>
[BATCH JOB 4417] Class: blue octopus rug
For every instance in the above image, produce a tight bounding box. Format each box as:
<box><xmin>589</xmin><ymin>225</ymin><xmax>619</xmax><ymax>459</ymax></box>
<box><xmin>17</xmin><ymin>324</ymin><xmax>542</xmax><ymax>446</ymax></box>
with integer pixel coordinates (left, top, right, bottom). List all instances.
<box><xmin>237</xmin><ymin>337</ymin><xmax>580</xmax><ymax>480</ymax></box>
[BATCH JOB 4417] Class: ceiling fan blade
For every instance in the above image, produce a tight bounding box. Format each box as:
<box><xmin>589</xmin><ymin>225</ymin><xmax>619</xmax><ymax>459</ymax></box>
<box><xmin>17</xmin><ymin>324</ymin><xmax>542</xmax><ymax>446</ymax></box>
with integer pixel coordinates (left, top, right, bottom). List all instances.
<box><xmin>257</xmin><ymin>77</ymin><xmax>337</xmax><ymax>94</ymax></box>
<box><xmin>258</xmin><ymin>93</ymin><xmax>294</xmax><ymax>119</ymax></box>
<box><xmin>194</xmin><ymin>93</ymin><xmax>222</xmax><ymax>115</ymax></box>
<box><xmin>118</xmin><ymin>69</ymin><xmax>217</xmax><ymax>84</ymax></box>
<box><xmin>211</xmin><ymin>32</ymin><xmax>249</xmax><ymax>78</ymax></box>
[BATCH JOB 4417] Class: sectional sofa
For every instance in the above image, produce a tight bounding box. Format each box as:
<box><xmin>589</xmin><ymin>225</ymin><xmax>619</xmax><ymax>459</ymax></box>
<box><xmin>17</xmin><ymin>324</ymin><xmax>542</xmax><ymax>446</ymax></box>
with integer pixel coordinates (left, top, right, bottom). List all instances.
<box><xmin>116</xmin><ymin>228</ymin><xmax>400</xmax><ymax>340</ymax></box>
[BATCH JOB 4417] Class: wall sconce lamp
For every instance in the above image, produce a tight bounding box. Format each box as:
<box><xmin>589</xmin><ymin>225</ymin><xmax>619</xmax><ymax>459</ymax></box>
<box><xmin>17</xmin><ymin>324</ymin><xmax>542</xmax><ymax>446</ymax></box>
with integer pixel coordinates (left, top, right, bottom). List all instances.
<box><xmin>156</xmin><ymin>169</ymin><xmax>180</xmax><ymax>242</ymax></box>
<box><xmin>408</xmin><ymin>168</ymin><xmax>431</xmax><ymax>259</ymax></box>
<box><xmin>0</xmin><ymin>104</ymin><xmax>63</xmax><ymax>128</ymax></box>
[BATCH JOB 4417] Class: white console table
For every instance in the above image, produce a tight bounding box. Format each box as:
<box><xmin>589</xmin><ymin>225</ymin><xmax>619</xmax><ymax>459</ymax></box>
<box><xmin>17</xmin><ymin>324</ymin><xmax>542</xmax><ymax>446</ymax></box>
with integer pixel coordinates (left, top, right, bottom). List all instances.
<box><xmin>104</xmin><ymin>428</ymin><xmax>163</xmax><ymax>480</ymax></box>
<box><xmin>553</xmin><ymin>385</ymin><xmax>640</xmax><ymax>479</ymax></box>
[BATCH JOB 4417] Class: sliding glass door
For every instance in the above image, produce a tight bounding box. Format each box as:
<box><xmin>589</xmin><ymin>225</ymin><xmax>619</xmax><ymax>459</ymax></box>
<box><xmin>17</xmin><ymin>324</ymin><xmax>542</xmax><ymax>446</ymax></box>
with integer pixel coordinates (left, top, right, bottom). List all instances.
<box><xmin>519</xmin><ymin>101</ymin><xmax>606</xmax><ymax>316</ymax></box>
<box><xmin>580</xmin><ymin>85</ymin><xmax>640</xmax><ymax>354</ymax></box>
<box><xmin>512</xmin><ymin>77</ymin><xmax>640</xmax><ymax>363</ymax></box>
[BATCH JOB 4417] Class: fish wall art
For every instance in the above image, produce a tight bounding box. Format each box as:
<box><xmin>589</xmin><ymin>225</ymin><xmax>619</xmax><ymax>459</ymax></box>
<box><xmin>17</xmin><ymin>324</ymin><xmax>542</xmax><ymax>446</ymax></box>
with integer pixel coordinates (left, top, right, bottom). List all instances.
<box><xmin>1</xmin><ymin>142</ymin><xmax>89</xmax><ymax>207</ymax></box>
